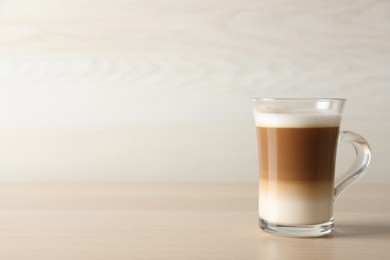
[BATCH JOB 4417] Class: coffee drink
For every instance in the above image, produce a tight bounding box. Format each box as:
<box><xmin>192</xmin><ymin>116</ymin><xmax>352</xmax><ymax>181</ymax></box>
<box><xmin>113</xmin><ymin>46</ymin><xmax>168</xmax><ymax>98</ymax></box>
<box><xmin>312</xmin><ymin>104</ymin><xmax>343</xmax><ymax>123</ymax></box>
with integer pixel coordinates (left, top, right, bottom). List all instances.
<box><xmin>252</xmin><ymin>98</ymin><xmax>371</xmax><ymax>237</ymax></box>
<box><xmin>256</xmin><ymin>113</ymin><xmax>340</xmax><ymax>225</ymax></box>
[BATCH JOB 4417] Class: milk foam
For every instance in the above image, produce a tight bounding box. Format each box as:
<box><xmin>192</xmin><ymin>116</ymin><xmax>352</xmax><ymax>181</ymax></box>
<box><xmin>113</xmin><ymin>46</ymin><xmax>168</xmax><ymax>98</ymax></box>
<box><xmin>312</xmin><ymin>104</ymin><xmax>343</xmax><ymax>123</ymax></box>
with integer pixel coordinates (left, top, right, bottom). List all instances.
<box><xmin>254</xmin><ymin>113</ymin><xmax>341</xmax><ymax>127</ymax></box>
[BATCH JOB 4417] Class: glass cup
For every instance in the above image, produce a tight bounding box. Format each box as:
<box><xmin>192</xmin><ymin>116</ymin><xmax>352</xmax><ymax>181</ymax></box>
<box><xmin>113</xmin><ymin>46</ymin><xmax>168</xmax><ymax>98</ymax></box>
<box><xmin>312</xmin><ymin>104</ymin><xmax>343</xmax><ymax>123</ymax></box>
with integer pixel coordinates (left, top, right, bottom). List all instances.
<box><xmin>252</xmin><ymin>98</ymin><xmax>371</xmax><ymax>237</ymax></box>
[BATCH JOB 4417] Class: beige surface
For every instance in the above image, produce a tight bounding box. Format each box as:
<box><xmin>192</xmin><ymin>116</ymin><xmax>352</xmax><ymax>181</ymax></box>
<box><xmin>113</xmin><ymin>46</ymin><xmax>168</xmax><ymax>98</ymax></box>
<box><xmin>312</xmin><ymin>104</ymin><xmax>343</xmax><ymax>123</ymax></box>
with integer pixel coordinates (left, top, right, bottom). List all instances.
<box><xmin>0</xmin><ymin>182</ymin><xmax>388</xmax><ymax>259</ymax></box>
<box><xmin>0</xmin><ymin>0</ymin><xmax>389</xmax><ymax>182</ymax></box>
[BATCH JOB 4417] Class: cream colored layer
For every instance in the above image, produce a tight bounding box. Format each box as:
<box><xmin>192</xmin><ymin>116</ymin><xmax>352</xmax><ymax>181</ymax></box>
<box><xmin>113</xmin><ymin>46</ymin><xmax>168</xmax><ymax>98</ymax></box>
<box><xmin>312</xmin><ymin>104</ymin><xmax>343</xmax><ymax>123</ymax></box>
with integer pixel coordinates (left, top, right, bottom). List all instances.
<box><xmin>259</xmin><ymin>181</ymin><xmax>334</xmax><ymax>225</ymax></box>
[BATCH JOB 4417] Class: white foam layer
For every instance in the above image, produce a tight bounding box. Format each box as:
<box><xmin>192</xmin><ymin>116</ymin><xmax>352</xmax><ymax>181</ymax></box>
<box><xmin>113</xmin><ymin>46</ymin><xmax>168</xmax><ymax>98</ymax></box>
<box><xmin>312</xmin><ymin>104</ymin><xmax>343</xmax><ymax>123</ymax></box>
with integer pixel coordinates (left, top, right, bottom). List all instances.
<box><xmin>254</xmin><ymin>113</ymin><xmax>341</xmax><ymax>127</ymax></box>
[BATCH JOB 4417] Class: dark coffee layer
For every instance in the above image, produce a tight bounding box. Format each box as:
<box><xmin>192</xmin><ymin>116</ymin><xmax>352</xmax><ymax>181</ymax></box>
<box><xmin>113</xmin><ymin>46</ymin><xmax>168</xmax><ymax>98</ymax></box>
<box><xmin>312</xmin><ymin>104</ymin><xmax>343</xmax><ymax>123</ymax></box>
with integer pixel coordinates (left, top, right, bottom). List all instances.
<box><xmin>257</xmin><ymin>126</ymin><xmax>339</xmax><ymax>181</ymax></box>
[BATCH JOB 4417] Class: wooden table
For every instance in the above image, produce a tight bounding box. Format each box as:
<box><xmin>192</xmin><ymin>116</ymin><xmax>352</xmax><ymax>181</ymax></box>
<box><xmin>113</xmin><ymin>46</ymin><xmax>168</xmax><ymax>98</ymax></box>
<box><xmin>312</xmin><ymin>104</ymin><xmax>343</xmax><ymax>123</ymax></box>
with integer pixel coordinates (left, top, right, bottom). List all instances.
<box><xmin>0</xmin><ymin>183</ymin><xmax>389</xmax><ymax>259</ymax></box>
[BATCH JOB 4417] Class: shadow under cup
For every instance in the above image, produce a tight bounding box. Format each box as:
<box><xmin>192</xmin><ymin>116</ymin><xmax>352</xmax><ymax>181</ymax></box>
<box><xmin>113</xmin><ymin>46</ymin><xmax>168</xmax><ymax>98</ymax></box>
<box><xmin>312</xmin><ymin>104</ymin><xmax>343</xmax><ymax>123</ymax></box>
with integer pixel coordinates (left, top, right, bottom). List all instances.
<box><xmin>252</xmin><ymin>98</ymin><xmax>371</xmax><ymax>237</ymax></box>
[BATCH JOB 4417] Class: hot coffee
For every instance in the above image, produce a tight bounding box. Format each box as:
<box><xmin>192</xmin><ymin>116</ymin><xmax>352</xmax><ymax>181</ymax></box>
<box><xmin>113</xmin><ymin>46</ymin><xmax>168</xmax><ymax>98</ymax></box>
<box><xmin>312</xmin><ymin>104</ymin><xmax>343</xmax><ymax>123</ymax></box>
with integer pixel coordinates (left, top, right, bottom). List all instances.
<box><xmin>256</xmin><ymin>114</ymin><xmax>340</xmax><ymax>225</ymax></box>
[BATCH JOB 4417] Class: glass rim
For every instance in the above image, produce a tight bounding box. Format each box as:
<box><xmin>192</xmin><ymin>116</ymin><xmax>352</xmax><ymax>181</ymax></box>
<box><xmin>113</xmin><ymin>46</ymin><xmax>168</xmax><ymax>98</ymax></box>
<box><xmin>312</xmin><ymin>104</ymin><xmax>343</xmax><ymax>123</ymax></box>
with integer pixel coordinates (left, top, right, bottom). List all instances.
<box><xmin>252</xmin><ymin>97</ymin><xmax>346</xmax><ymax>102</ymax></box>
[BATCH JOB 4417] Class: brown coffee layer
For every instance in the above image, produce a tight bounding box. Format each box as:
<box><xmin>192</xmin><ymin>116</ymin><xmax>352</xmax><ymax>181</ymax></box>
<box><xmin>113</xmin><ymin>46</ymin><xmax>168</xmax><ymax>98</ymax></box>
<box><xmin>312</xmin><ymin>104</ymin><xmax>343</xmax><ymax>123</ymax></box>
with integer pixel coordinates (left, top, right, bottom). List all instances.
<box><xmin>257</xmin><ymin>126</ymin><xmax>339</xmax><ymax>181</ymax></box>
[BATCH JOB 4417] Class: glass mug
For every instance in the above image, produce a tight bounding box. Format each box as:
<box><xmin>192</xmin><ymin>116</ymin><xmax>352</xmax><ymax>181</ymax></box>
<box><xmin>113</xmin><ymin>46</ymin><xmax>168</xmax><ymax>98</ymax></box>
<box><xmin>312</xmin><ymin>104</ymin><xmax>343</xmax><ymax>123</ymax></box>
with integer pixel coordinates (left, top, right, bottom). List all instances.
<box><xmin>252</xmin><ymin>98</ymin><xmax>371</xmax><ymax>237</ymax></box>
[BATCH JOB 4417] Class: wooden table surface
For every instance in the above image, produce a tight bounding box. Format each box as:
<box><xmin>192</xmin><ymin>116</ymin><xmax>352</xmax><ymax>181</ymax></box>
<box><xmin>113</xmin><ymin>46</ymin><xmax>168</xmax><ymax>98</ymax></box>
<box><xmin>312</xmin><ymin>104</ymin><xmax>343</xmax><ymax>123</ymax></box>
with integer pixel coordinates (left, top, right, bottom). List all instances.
<box><xmin>0</xmin><ymin>183</ymin><xmax>389</xmax><ymax>259</ymax></box>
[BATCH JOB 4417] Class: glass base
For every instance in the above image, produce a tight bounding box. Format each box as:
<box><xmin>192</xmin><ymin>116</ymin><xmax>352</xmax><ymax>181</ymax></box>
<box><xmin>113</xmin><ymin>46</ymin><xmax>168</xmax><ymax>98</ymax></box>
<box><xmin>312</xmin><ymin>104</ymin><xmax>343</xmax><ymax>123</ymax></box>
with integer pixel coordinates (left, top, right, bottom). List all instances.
<box><xmin>258</xmin><ymin>217</ymin><xmax>334</xmax><ymax>237</ymax></box>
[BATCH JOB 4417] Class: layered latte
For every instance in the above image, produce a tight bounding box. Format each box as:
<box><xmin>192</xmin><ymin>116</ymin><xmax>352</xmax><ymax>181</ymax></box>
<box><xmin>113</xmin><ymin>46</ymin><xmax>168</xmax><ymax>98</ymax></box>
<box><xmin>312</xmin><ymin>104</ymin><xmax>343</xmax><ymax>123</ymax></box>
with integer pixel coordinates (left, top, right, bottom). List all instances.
<box><xmin>256</xmin><ymin>113</ymin><xmax>340</xmax><ymax>225</ymax></box>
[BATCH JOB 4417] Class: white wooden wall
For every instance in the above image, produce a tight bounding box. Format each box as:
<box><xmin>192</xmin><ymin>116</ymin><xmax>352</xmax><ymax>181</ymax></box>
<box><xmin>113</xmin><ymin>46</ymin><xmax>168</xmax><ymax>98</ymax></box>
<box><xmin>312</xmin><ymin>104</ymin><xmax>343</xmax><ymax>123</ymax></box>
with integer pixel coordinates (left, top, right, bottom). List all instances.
<box><xmin>0</xmin><ymin>0</ymin><xmax>388</xmax><ymax>182</ymax></box>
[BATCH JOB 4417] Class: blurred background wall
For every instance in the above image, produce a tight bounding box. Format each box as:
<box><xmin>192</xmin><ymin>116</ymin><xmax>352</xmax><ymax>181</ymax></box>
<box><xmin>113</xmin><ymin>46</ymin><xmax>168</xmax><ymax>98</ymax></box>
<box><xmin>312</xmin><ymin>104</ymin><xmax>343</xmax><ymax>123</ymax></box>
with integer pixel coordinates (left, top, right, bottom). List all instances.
<box><xmin>0</xmin><ymin>0</ymin><xmax>388</xmax><ymax>182</ymax></box>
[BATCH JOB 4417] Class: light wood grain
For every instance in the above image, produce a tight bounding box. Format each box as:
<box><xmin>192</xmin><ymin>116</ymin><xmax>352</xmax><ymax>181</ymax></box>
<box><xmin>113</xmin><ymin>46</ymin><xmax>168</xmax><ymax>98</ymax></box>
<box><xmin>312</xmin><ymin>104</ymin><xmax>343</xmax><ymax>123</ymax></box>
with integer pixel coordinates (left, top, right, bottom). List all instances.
<box><xmin>0</xmin><ymin>0</ymin><xmax>389</xmax><ymax>182</ymax></box>
<box><xmin>0</xmin><ymin>182</ymin><xmax>388</xmax><ymax>259</ymax></box>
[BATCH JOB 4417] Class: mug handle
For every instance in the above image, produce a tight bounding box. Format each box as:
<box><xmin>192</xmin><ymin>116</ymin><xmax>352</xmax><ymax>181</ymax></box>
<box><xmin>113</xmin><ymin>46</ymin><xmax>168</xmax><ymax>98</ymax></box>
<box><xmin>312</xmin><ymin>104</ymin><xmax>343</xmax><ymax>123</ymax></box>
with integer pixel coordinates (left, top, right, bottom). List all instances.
<box><xmin>334</xmin><ymin>131</ymin><xmax>372</xmax><ymax>201</ymax></box>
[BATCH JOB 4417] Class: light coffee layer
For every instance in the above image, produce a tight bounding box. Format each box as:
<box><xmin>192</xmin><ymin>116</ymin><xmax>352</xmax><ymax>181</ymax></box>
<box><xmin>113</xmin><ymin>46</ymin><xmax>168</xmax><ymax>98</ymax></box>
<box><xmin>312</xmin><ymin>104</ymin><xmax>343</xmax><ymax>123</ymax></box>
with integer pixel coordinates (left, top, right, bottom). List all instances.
<box><xmin>260</xmin><ymin>180</ymin><xmax>334</xmax><ymax>200</ymax></box>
